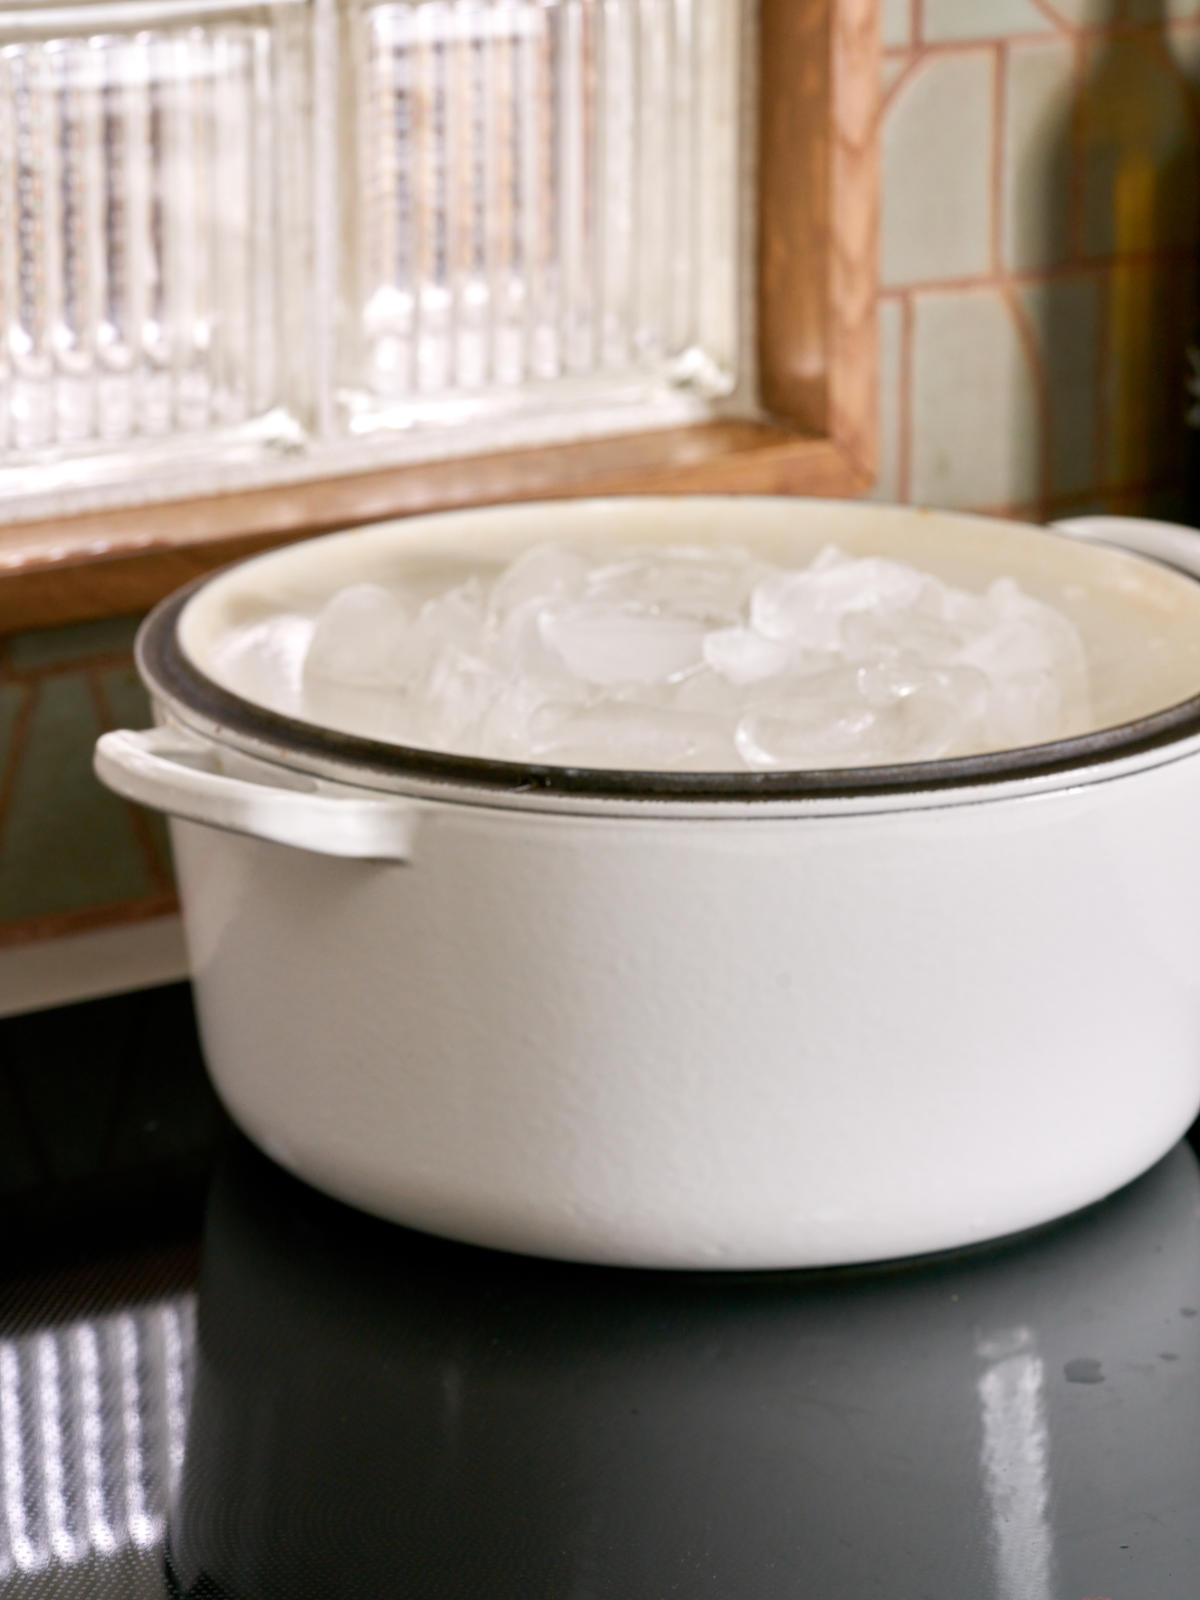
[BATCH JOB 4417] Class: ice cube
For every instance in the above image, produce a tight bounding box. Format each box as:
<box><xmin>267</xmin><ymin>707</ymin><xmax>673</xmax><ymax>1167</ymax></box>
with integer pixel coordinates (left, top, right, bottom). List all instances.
<box><xmin>415</xmin><ymin>580</ymin><xmax>487</xmax><ymax>651</ymax></box>
<box><xmin>671</xmin><ymin>665</ymin><xmax>746</xmax><ymax>716</ymax></box>
<box><xmin>750</xmin><ymin>551</ymin><xmax>928</xmax><ymax>651</ymax></box>
<box><xmin>410</xmin><ymin>648</ymin><xmax>502</xmax><ymax>752</ymax></box>
<box><xmin>540</xmin><ymin>605</ymin><xmax>707</xmax><ymax>685</ymax></box>
<box><xmin>478</xmin><ymin>680</ymin><xmax>572</xmax><ymax>761</ymax></box>
<box><xmin>291</xmin><ymin>538</ymin><xmax>1094</xmax><ymax>771</ymax></box>
<box><xmin>585</xmin><ymin>545</ymin><xmax>766</xmax><ymax>625</ymax></box>
<box><xmin>488</xmin><ymin>543</ymin><xmax>590</xmax><ymax>618</ymax></box>
<box><xmin>840</xmin><ymin>606</ymin><xmax>967</xmax><ymax>667</ymax></box>
<box><xmin>962</xmin><ymin>602</ymin><xmax>1087</xmax><ymax>743</ymax></box>
<box><xmin>884</xmin><ymin>664</ymin><xmax>991</xmax><ymax>760</ymax></box>
<box><xmin>703</xmin><ymin>626</ymin><xmax>794</xmax><ymax>685</ymax></box>
<box><xmin>495</xmin><ymin>595</ymin><xmax>585</xmax><ymax>685</ymax></box>
<box><xmin>735</xmin><ymin>696</ymin><xmax>881</xmax><ymax>769</ymax></box>
<box><xmin>305</xmin><ymin>584</ymin><xmax>414</xmax><ymax>687</ymax></box>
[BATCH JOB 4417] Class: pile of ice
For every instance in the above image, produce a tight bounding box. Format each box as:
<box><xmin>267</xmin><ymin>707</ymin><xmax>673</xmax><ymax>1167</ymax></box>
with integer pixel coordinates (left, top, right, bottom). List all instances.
<box><xmin>299</xmin><ymin>542</ymin><xmax>1092</xmax><ymax>770</ymax></box>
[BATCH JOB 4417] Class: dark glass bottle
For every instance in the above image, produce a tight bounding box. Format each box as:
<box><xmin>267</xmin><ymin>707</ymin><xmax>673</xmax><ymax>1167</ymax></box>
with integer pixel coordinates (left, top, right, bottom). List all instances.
<box><xmin>1067</xmin><ymin>0</ymin><xmax>1197</xmax><ymax>516</ymax></box>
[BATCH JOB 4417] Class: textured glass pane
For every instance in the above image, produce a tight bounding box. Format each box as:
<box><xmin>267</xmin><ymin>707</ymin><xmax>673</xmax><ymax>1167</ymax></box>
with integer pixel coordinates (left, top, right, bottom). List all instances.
<box><xmin>339</xmin><ymin>0</ymin><xmax>736</xmax><ymax>433</ymax></box>
<box><xmin>0</xmin><ymin>0</ymin><xmax>744</xmax><ymax>515</ymax></box>
<box><xmin>0</xmin><ymin>0</ymin><xmax>308</xmax><ymax>481</ymax></box>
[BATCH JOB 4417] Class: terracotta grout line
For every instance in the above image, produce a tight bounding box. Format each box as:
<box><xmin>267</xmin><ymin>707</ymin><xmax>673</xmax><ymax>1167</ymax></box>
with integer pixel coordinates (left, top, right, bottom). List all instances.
<box><xmin>4</xmin><ymin>646</ymin><xmax>141</xmax><ymax>686</ymax></box>
<box><xmin>0</xmin><ymin>892</ymin><xmax>179</xmax><ymax>952</ymax></box>
<box><xmin>877</xmin><ymin>246</ymin><xmax>1197</xmax><ymax>301</ymax></box>
<box><xmin>898</xmin><ymin>292</ymin><xmax>915</xmax><ymax>503</ymax></box>
<box><xmin>879</xmin><ymin>53</ymin><xmax>924</xmax><ymax>117</ymax></box>
<box><xmin>911</xmin><ymin>0</ymin><xmax>922</xmax><ymax>49</ymax></box>
<box><xmin>0</xmin><ymin>682</ymin><xmax>37</xmax><ymax>866</ymax></box>
<box><xmin>86</xmin><ymin>669</ymin><xmax>176</xmax><ymax>898</ymax></box>
<box><xmin>991</xmin><ymin>42</ymin><xmax>1007</xmax><ymax>279</ymax></box>
<box><xmin>890</xmin><ymin>19</ymin><xmax>1180</xmax><ymax>58</ymax></box>
<box><xmin>1002</xmin><ymin>286</ymin><xmax>1055</xmax><ymax>515</ymax></box>
<box><xmin>1027</xmin><ymin>0</ymin><xmax>1075</xmax><ymax>32</ymax></box>
<box><xmin>888</xmin><ymin>32</ymin><xmax>1059</xmax><ymax>58</ymax></box>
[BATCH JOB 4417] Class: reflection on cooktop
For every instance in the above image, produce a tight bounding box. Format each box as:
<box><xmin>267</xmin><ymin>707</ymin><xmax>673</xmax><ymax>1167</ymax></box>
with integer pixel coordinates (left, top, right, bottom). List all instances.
<box><xmin>170</xmin><ymin>1137</ymin><xmax>1200</xmax><ymax>1600</ymax></box>
<box><xmin>0</xmin><ymin>1298</ymin><xmax>194</xmax><ymax>1579</ymax></box>
<box><xmin>2</xmin><ymin>1133</ymin><xmax>1199</xmax><ymax>1599</ymax></box>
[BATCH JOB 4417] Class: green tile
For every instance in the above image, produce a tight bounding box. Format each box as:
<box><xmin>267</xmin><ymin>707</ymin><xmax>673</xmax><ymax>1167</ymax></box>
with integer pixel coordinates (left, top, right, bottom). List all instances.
<box><xmin>911</xmin><ymin>289</ymin><xmax>1041</xmax><ymax>510</ymax></box>
<box><xmin>95</xmin><ymin>661</ymin><xmax>153</xmax><ymax>729</ymax></box>
<box><xmin>923</xmin><ymin>0</ymin><xmax>1054</xmax><ymax>41</ymax></box>
<box><xmin>865</xmin><ymin>299</ymin><xmax>904</xmax><ymax>504</ymax></box>
<box><xmin>97</xmin><ymin>665</ymin><xmax>175</xmax><ymax>879</ymax></box>
<box><xmin>0</xmin><ymin>675</ymin><xmax>154</xmax><ymax>924</ymax></box>
<box><xmin>1003</xmin><ymin>39</ymin><xmax>1075</xmax><ymax>274</ymax></box>
<box><xmin>8</xmin><ymin>613</ymin><xmax>143</xmax><ymax>674</ymax></box>
<box><xmin>882</xmin><ymin>0</ymin><xmax>910</xmax><ymax>48</ymax></box>
<box><xmin>882</xmin><ymin>53</ymin><xmax>993</xmax><ymax>288</ymax></box>
<box><xmin>0</xmin><ymin>683</ymin><xmax>25</xmax><ymax>774</ymax></box>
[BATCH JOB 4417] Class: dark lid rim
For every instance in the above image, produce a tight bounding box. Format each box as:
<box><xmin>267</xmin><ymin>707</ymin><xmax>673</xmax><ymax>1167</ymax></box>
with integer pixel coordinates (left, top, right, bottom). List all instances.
<box><xmin>137</xmin><ymin>577</ymin><xmax>1200</xmax><ymax>803</ymax></box>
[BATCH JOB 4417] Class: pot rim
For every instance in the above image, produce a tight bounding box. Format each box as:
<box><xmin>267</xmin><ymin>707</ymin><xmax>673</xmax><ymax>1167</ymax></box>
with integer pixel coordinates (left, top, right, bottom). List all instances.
<box><xmin>139</xmin><ymin>570</ymin><xmax>1200</xmax><ymax>808</ymax></box>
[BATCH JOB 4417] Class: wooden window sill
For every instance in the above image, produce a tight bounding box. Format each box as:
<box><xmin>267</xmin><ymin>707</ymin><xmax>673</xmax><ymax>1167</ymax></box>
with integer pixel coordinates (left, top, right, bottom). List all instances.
<box><xmin>0</xmin><ymin>425</ymin><xmax>872</xmax><ymax>632</ymax></box>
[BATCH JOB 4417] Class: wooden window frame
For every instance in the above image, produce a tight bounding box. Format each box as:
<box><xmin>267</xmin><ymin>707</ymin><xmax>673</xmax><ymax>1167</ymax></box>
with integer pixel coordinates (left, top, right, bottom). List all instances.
<box><xmin>0</xmin><ymin>0</ymin><xmax>878</xmax><ymax>632</ymax></box>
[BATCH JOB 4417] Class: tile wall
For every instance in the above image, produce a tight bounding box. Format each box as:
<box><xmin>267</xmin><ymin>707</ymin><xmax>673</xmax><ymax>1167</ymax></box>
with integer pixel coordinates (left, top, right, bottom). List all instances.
<box><xmin>875</xmin><ymin>0</ymin><xmax>1200</xmax><ymax>516</ymax></box>
<box><xmin>2</xmin><ymin>0</ymin><xmax>1198</xmax><ymax>965</ymax></box>
<box><xmin>0</xmin><ymin>619</ymin><xmax>176</xmax><ymax>953</ymax></box>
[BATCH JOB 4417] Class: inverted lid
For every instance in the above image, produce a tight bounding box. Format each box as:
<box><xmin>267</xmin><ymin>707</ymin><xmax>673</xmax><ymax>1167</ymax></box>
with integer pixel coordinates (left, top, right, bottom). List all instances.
<box><xmin>145</xmin><ymin>497</ymin><xmax>1200</xmax><ymax>802</ymax></box>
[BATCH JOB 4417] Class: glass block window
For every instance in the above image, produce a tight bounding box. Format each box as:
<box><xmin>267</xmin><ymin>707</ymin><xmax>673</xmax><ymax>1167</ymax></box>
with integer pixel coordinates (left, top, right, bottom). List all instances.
<box><xmin>340</xmin><ymin>0</ymin><xmax>738</xmax><ymax>434</ymax></box>
<box><xmin>0</xmin><ymin>0</ymin><xmax>311</xmax><ymax>490</ymax></box>
<box><xmin>0</xmin><ymin>0</ymin><xmax>745</xmax><ymax>512</ymax></box>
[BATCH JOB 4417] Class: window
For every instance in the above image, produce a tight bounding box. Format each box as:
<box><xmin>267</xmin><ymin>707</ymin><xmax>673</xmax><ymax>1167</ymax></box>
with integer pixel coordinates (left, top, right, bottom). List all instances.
<box><xmin>338</xmin><ymin>0</ymin><xmax>741</xmax><ymax>437</ymax></box>
<box><xmin>0</xmin><ymin>0</ymin><xmax>879</xmax><ymax>629</ymax></box>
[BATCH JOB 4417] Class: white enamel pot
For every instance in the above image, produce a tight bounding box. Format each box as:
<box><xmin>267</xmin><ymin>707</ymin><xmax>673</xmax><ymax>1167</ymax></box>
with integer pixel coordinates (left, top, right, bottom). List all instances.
<box><xmin>94</xmin><ymin>499</ymin><xmax>1200</xmax><ymax>1269</ymax></box>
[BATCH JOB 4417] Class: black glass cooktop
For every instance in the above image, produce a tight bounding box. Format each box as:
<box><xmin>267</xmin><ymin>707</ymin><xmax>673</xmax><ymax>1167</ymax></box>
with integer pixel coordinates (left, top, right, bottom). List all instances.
<box><xmin>1</xmin><ymin>983</ymin><xmax>1199</xmax><ymax>1599</ymax></box>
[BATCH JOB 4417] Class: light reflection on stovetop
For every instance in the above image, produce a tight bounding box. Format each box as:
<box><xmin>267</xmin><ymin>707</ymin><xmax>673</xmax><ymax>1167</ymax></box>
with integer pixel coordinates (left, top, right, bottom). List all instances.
<box><xmin>2</xmin><ymin>1124</ymin><xmax>1199</xmax><ymax>1600</ymax></box>
<box><xmin>0</xmin><ymin>1295</ymin><xmax>193</xmax><ymax>1577</ymax></box>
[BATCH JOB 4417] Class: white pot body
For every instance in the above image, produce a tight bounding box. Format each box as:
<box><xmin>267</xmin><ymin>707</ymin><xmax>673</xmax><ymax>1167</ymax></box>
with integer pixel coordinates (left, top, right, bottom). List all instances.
<box><xmin>91</xmin><ymin>500</ymin><xmax>1200</xmax><ymax>1268</ymax></box>
<box><xmin>168</xmin><ymin>748</ymin><xmax>1200</xmax><ymax>1269</ymax></box>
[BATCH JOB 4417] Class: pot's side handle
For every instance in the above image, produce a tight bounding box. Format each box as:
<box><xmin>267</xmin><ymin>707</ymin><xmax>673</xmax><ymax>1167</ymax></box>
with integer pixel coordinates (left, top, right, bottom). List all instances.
<box><xmin>94</xmin><ymin>727</ymin><xmax>415</xmax><ymax>862</ymax></box>
<box><xmin>1051</xmin><ymin>514</ymin><xmax>1200</xmax><ymax>579</ymax></box>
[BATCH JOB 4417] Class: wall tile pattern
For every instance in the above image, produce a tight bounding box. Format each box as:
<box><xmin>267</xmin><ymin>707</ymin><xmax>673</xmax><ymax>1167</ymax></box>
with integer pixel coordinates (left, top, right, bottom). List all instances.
<box><xmin>0</xmin><ymin>620</ymin><xmax>176</xmax><ymax>950</ymax></box>
<box><xmin>2</xmin><ymin>0</ymin><xmax>1198</xmax><ymax>953</ymax></box>
<box><xmin>879</xmin><ymin>0</ymin><xmax>1200</xmax><ymax>519</ymax></box>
